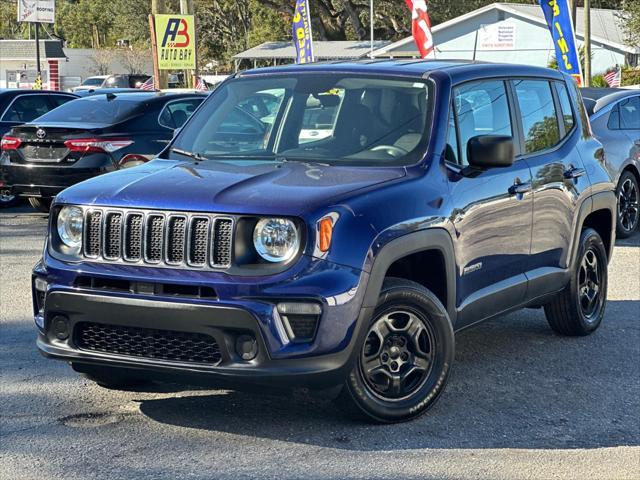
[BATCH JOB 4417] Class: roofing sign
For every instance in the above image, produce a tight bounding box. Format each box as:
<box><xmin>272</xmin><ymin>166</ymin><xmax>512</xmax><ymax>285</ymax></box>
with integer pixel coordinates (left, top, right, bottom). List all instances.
<box><xmin>17</xmin><ymin>0</ymin><xmax>55</xmax><ymax>24</ymax></box>
<box><xmin>154</xmin><ymin>14</ymin><xmax>196</xmax><ymax>70</ymax></box>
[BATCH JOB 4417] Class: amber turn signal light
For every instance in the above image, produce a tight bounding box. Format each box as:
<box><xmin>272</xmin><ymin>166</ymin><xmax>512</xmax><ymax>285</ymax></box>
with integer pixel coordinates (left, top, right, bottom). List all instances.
<box><xmin>318</xmin><ymin>217</ymin><xmax>334</xmax><ymax>252</ymax></box>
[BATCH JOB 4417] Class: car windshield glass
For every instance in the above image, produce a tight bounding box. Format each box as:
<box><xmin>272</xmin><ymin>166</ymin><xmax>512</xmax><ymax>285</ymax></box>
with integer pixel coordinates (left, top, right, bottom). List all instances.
<box><xmin>171</xmin><ymin>74</ymin><xmax>433</xmax><ymax>166</ymax></box>
<box><xmin>82</xmin><ymin>77</ymin><xmax>104</xmax><ymax>86</ymax></box>
<box><xmin>34</xmin><ymin>96</ymin><xmax>141</xmax><ymax>124</ymax></box>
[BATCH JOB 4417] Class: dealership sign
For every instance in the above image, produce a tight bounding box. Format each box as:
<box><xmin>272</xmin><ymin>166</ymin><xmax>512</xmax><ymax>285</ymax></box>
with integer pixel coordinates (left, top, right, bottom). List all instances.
<box><xmin>154</xmin><ymin>14</ymin><xmax>196</xmax><ymax>70</ymax></box>
<box><xmin>17</xmin><ymin>0</ymin><xmax>55</xmax><ymax>23</ymax></box>
<box><xmin>478</xmin><ymin>22</ymin><xmax>517</xmax><ymax>50</ymax></box>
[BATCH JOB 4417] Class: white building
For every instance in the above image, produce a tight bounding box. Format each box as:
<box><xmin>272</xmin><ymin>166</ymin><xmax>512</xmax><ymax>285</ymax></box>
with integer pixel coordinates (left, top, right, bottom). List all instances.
<box><xmin>372</xmin><ymin>3</ymin><xmax>639</xmax><ymax>75</ymax></box>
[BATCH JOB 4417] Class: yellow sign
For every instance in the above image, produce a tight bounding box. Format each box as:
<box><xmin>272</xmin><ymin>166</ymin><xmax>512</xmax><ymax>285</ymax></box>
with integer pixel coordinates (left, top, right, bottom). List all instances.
<box><xmin>154</xmin><ymin>14</ymin><xmax>196</xmax><ymax>70</ymax></box>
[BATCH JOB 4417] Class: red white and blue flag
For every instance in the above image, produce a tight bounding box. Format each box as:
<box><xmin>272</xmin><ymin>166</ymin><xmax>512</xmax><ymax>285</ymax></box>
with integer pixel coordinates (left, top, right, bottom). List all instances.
<box><xmin>140</xmin><ymin>76</ymin><xmax>155</xmax><ymax>90</ymax></box>
<box><xmin>195</xmin><ymin>77</ymin><xmax>208</xmax><ymax>91</ymax></box>
<box><xmin>604</xmin><ymin>68</ymin><xmax>622</xmax><ymax>88</ymax></box>
<box><xmin>405</xmin><ymin>0</ymin><xmax>434</xmax><ymax>58</ymax></box>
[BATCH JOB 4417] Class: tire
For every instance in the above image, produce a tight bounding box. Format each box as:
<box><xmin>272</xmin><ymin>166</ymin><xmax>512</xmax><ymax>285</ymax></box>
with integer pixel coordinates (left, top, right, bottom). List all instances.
<box><xmin>71</xmin><ymin>363</ymin><xmax>150</xmax><ymax>390</ymax></box>
<box><xmin>28</xmin><ymin>197</ymin><xmax>52</xmax><ymax>213</ymax></box>
<box><xmin>0</xmin><ymin>190</ymin><xmax>17</xmax><ymax>208</ymax></box>
<box><xmin>544</xmin><ymin>228</ymin><xmax>608</xmax><ymax>336</ymax></box>
<box><xmin>616</xmin><ymin>171</ymin><xmax>639</xmax><ymax>238</ymax></box>
<box><xmin>338</xmin><ymin>277</ymin><xmax>455</xmax><ymax>423</ymax></box>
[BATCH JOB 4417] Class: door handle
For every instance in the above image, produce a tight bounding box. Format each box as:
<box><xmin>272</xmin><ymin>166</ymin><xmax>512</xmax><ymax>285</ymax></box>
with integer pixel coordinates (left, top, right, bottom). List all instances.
<box><xmin>508</xmin><ymin>181</ymin><xmax>532</xmax><ymax>195</ymax></box>
<box><xmin>564</xmin><ymin>167</ymin><xmax>586</xmax><ymax>179</ymax></box>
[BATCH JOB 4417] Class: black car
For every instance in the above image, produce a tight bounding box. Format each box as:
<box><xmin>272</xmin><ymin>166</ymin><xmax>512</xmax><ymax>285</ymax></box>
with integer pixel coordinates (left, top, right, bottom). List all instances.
<box><xmin>101</xmin><ymin>74</ymin><xmax>151</xmax><ymax>89</ymax></box>
<box><xmin>0</xmin><ymin>89</ymin><xmax>78</xmax><ymax>206</ymax></box>
<box><xmin>0</xmin><ymin>92</ymin><xmax>205</xmax><ymax>212</ymax></box>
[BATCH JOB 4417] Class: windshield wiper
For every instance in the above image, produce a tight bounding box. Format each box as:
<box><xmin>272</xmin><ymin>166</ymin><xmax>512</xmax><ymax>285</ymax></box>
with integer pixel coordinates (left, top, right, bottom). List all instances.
<box><xmin>171</xmin><ymin>147</ymin><xmax>207</xmax><ymax>161</ymax></box>
<box><xmin>275</xmin><ymin>155</ymin><xmax>331</xmax><ymax>167</ymax></box>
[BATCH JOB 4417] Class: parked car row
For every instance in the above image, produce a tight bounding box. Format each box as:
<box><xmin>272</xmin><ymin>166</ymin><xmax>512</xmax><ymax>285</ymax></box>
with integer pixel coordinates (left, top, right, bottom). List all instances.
<box><xmin>0</xmin><ymin>90</ymin><xmax>206</xmax><ymax>211</ymax></box>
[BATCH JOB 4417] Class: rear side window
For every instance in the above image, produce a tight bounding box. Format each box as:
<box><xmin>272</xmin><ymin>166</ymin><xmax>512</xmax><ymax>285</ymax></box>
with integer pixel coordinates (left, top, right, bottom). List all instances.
<box><xmin>49</xmin><ymin>95</ymin><xmax>75</xmax><ymax>108</ymax></box>
<box><xmin>453</xmin><ymin>80</ymin><xmax>512</xmax><ymax>165</ymax></box>
<box><xmin>158</xmin><ymin>99</ymin><xmax>203</xmax><ymax>129</ymax></box>
<box><xmin>513</xmin><ymin>80</ymin><xmax>560</xmax><ymax>154</ymax></box>
<box><xmin>555</xmin><ymin>83</ymin><xmax>575</xmax><ymax>133</ymax></box>
<box><xmin>1</xmin><ymin>95</ymin><xmax>52</xmax><ymax>122</ymax></box>
<box><xmin>618</xmin><ymin>96</ymin><xmax>640</xmax><ymax>130</ymax></box>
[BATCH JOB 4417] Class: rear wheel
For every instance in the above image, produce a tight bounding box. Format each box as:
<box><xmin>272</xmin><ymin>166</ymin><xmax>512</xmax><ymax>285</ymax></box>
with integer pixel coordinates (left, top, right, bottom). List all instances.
<box><xmin>544</xmin><ymin>228</ymin><xmax>608</xmax><ymax>336</ymax></box>
<box><xmin>616</xmin><ymin>171</ymin><xmax>639</xmax><ymax>238</ymax></box>
<box><xmin>0</xmin><ymin>190</ymin><xmax>17</xmax><ymax>208</ymax></box>
<box><xmin>338</xmin><ymin>278</ymin><xmax>454</xmax><ymax>423</ymax></box>
<box><xmin>71</xmin><ymin>363</ymin><xmax>150</xmax><ymax>390</ymax></box>
<box><xmin>28</xmin><ymin>197</ymin><xmax>52</xmax><ymax>213</ymax></box>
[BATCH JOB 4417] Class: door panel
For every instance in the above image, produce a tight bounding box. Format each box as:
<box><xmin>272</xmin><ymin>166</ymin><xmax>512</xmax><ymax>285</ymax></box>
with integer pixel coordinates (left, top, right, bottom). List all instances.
<box><xmin>447</xmin><ymin>79</ymin><xmax>533</xmax><ymax>326</ymax></box>
<box><xmin>513</xmin><ymin>79</ymin><xmax>589</xmax><ymax>278</ymax></box>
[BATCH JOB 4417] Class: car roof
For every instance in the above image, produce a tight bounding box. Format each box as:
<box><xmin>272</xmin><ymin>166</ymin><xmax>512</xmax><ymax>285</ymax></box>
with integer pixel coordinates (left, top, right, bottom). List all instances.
<box><xmin>580</xmin><ymin>87</ymin><xmax>639</xmax><ymax>116</ymax></box>
<box><xmin>0</xmin><ymin>89</ymin><xmax>77</xmax><ymax>98</ymax></box>
<box><xmin>239</xmin><ymin>59</ymin><xmax>565</xmax><ymax>83</ymax></box>
<box><xmin>74</xmin><ymin>91</ymin><xmax>206</xmax><ymax>104</ymax></box>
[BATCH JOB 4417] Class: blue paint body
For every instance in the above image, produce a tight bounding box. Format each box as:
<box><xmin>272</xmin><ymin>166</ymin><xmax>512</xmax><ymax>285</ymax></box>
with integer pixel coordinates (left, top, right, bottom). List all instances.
<box><xmin>33</xmin><ymin>60</ymin><xmax>616</xmax><ymax>388</ymax></box>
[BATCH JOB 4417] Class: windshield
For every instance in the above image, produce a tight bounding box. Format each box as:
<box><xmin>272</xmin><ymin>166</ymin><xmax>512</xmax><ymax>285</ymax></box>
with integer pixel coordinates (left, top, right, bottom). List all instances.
<box><xmin>34</xmin><ymin>96</ymin><xmax>141</xmax><ymax>124</ymax></box>
<box><xmin>171</xmin><ymin>74</ymin><xmax>433</xmax><ymax>166</ymax></box>
<box><xmin>82</xmin><ymin>77</ymin><xmax>105</xmax><ymax>87</ymax></box>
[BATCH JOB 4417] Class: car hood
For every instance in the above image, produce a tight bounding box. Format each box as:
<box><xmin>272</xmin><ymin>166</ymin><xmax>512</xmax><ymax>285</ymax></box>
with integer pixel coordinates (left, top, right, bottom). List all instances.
<box><xmin>56</xmin><ymin>158</ymin><xmax>406</xmax><ymax>216</ymax></box>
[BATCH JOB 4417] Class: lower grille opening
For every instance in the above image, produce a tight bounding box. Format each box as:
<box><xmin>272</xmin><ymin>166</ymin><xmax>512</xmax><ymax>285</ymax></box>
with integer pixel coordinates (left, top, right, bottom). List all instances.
<box><xmin>73</xmin><ymin>276</ymin><xmax>217</xmax><ymax>299</ymax></box>
<box><xmin>74</xmin><ymin>322</ymin><xmax>222</xmax><ymax>365</ymax></box>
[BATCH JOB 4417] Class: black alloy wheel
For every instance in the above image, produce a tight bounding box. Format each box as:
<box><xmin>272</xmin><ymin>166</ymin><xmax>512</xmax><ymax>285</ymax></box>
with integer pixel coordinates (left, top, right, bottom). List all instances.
<box><xmin>360</xmin><ymin>308</ymin><xmax>434</xmax><ymax>401</ymax></box>
<box><xmin>617</xmin><ymin>172</ymin><xmax>639</xmax><ymax>238</ymax></box>
<box><xmin>339</xmin><ymin>278</ymin><xmax>454</xmax><ymax>423</ymax></box>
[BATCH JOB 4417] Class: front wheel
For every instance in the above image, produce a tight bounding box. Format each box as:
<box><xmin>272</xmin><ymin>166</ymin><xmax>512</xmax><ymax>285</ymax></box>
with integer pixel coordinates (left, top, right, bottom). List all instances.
<box><xmin>338</xmin><ymin>278</ymin><xmax>454</xmax><ymax>423</ymax></box>
<box><xmin>544</xmin><ymin>228</ymin><xmax>608</xmax><ymax>336</ymax></box>
<box><xmin>0</xmin><ymin>189</ymin><xmax>17</xmax><ymax>208</ymax></box>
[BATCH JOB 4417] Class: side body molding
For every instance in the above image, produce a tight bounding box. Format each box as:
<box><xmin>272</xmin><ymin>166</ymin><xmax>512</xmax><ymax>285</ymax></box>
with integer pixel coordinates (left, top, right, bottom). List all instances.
<box><xmin>361</xmin><ymin>228</ymin><xmax>457</xmax><ymax>326</ymax></box>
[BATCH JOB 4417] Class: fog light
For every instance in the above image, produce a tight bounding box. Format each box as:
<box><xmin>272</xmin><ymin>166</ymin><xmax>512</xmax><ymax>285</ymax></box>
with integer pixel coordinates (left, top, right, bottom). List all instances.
<box><xmin>277</xmin><ymin>302</ymin><xmax>322</xmax><ymax>343</ymax></box>
<box><xmin>235</xmin><ymin>334</ymin><xmax>258</xmax><ymax>361</ymax></box>
<box><xmin>52</xmin><ymin>315</ymin><xmax>70</xmax><ymax>340</ymax></box>
<box><xmin>34</xmin><ymin>277</ymin><xmax>48</xmax><ymax>292</ymax></box>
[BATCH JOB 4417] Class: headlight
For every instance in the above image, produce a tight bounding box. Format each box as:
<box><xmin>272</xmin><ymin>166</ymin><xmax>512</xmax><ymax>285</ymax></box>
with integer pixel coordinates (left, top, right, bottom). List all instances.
<box><xmin>253</xmin><ymin>218</ymin><xmax>300</xmax><ymax>263</ymax></box>
<box><xmin>57</xmin><ymin>206</ymin><xmax>84</xmax><ymax>249</ymax></box>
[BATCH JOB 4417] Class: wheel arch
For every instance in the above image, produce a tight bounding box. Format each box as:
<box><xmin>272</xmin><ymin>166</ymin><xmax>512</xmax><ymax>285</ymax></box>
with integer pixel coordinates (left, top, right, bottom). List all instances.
<box><xmin>362</xmin><ymin>228</ymin><xmax>457</xmax><ymax>325</ymax></box>
<box><xmin>571</xmin><ymin>192</ymin><xmax>616</xmax><ymax>264</ymax></box>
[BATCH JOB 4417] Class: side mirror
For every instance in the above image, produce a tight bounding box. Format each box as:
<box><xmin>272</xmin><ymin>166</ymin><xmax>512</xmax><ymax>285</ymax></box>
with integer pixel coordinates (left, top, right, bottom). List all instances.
<box><xmin>467</xmin><ymin>135</ymin><xmax>514</xmax><ymax>168</ymax></box>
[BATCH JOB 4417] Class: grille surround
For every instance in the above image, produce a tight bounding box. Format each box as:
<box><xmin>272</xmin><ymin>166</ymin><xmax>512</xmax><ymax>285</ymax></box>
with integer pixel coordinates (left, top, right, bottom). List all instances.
<box><xmin>75</xmin><ymin>321</ymin><xmax>222</xmax><ymax>365</ymax></box>
<box><xmin>81</xmin><ymin>207</ymin><xmax>234</xmax><ymax>270</ymax></box>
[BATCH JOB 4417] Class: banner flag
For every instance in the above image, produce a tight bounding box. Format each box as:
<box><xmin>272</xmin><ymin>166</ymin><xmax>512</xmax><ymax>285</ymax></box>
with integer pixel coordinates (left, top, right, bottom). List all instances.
<box><xmin>539</xmin><ymin>0</ymin><xmax>583</xmax><ymax>85</ymax></box>
<box><xmin>404</xmin><ymin>0</ymin><xmax>434</xmax><ymax>59</ymax></box>
<box><xmin>292</xmin><ymin>0</ymin><xmax>314</xmax><ymax>64</ymax></box>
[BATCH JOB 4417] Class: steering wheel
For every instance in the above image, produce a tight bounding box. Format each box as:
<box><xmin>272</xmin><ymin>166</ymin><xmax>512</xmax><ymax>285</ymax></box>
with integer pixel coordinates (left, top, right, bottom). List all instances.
<box><xmin>370</xmin><ymin>145</ymin><xmax>408</xmax><ymax>157</ymax></box>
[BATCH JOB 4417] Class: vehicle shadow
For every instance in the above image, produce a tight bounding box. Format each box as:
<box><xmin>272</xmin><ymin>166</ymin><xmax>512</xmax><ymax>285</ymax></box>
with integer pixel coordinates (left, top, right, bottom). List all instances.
<box><xmin>138</xmin><ymin>299</ymin><xmax>640</xmax><ymax>451</ymax></box>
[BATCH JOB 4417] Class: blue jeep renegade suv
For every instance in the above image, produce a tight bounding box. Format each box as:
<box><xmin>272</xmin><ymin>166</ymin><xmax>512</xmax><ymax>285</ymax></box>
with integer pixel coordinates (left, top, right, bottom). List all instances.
<box><xmin>33</xmin><ymin>60</ymin><xmax>616</xmax><ymax>423</ymax></box>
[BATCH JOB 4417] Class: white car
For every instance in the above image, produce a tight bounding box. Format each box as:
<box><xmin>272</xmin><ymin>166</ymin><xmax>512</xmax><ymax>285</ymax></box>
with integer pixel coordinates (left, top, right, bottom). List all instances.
<box><xmin>72</xmin><ymin>75</ymin><xmax>109</xmax><ymax>93</ymax></box>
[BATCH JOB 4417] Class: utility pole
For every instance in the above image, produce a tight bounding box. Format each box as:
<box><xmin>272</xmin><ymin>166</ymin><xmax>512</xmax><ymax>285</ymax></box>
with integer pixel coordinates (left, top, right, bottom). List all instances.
<box><xmin>370</xmin><ymin>0</ymin><xmax>374</xmax><ymax>57</ymax></box>
<box><xmin>180</xmin><ymin>0</ymin><xmax>194</xmax><ymax>88</ymax></box>
<box><xmin>34</xmin><ymin>22</ymin><xmax>42</xmax><ymax>89</ymax></box>
<box><xmin>584</xmin><ymin>0</ymin><xmax>591</xmax><ymax>87</ymax></box>
<box><xmin>151</xmin><ymin>0</ymin><xmax>168</xmax><ymax>89</ymax></box>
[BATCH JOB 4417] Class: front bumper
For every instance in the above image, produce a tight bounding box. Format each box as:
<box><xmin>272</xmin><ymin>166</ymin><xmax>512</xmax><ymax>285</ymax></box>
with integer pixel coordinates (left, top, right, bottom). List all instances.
<box><xmin>34</xmin><ymin>254</ymin><xmax>372</xmax><ymax>390</ymax></box>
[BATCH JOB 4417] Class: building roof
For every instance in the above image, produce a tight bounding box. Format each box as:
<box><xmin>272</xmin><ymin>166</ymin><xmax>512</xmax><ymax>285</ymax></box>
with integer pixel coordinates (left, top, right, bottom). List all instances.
<box><xmin>234</xmin><ymin>40</ymin><xmax>391</xmax><ymax>60</ymax></box>
<box><xmin>0</xmin><ymin>40</ymin><xmax>66</xmax><ymax>60</ymax></box>
<box><xmin>372</xmin><ymin>2</ymin><xmax>637</xmax><ymax>57</ymax></box>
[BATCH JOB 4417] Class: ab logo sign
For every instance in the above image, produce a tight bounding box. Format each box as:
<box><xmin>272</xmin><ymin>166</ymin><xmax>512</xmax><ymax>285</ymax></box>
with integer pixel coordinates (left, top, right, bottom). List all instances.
<box><xmin>154</xmin><ymin>14</ymin><xmax>196</xmax><ymax>69</ymax></box>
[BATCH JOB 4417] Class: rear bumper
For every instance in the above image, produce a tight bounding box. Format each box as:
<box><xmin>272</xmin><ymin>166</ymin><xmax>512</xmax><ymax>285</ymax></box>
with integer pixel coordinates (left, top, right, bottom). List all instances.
<box><xmin>37</xmin><ymin>290</ymin><xmax>373</xmax><ymax>390</ymax></box>
<box><xmin>0</xmin><ymin>161</ymin><xmax>113</xmax><ymax>198</ymax></box>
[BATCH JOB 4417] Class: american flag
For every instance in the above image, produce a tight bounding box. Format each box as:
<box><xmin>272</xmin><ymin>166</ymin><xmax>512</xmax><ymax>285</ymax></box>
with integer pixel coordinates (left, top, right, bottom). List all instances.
<box><xmin>604</xmin><ymin>68</ymin><xmax>622</xmax><ymax>88</ymax></box>
<box><xmin>195</xmin><ymin>77</ymin><xmax>208</xmax><ymax>91</ymax></box>
<box><xmin>140</xmin><ymin>76</ymin><xmax>155</xmax><ymax>90</ymax></box>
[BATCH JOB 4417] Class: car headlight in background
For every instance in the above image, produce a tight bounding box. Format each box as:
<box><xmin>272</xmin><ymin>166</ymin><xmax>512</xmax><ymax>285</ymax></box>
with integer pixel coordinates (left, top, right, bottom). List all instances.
<box><xmin>57</xmin><ymin>206</ymin><xmax>84</xmax><ymax>249</ymax></box>
<box><xmin>253</xmin><ymin>218</ymin><xmax>300</xmax><ymax>263</ymax></box>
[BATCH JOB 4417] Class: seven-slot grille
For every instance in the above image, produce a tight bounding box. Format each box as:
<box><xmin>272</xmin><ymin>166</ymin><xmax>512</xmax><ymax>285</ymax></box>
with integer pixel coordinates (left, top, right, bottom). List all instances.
<box><xmin>83</xmin><ymin>208</ymin><xmax>233</xmax><ymax>269</ymax></box>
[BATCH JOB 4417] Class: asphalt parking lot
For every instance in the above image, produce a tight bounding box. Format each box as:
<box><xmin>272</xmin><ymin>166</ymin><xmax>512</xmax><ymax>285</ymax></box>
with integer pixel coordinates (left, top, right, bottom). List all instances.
<box><xmin>1</xmin><ymin>205</ymin><xmax>639</xmax><ymax>480</ymax></box>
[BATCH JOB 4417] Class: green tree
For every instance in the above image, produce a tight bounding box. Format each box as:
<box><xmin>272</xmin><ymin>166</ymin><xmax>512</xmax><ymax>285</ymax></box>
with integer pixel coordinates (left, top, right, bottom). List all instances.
<box><xmin>621</xmin><ymin>0</ymin><xmax>640</xmax><ymax>46</ymax></box>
